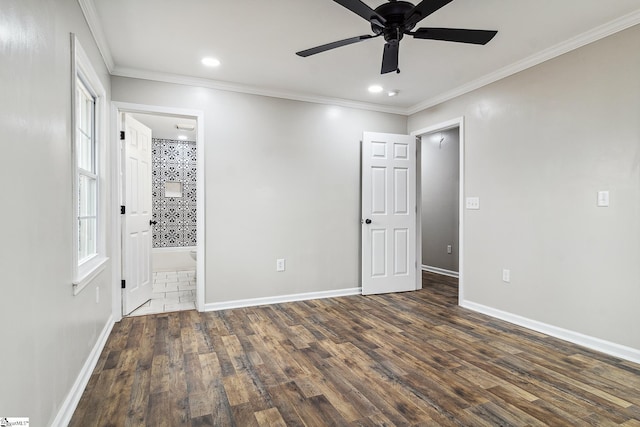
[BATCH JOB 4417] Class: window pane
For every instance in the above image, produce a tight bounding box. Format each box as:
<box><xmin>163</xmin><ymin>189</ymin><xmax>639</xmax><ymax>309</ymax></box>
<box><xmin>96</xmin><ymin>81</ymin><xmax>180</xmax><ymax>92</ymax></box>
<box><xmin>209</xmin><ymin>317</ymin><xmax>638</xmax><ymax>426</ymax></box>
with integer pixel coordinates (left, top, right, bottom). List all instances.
<box><xmin>78</xmin><ymin>174</ymin><xmax>96</xmax><ymax>217</ymax></box>
<box><xmin>78</xmin><ymin>133</ymin><xmax>93</xmax><ymax>172</ymax></box>
<box><xmin>82</xmin><ymin>94</ymin><xmax>93</xmax><ymax>134</ymax></box>
<box><xmin>77</xmin><ymin>80</ymin><xmax>93</xmax><ymax>135</ymax></box>
<box><xmin>78</xmin><ymin>217</ymin><xmax>97</xmax><ymax>262</ymax></box>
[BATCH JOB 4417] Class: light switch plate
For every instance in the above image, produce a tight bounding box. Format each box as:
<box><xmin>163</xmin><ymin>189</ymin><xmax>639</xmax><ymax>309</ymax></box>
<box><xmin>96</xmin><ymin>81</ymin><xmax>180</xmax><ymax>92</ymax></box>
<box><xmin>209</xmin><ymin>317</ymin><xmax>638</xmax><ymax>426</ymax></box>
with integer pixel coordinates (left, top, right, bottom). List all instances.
<box><xmin>466</xmin><ymin>197</ymin><xmax>480</xmax><ymax>210</ymax></box>
<box><xmin>597</xmin><ymin>191</ymin><xmax>609</xmax><ymax>207</ymax></box>
<box><xmin>502</xmin><ymin>269</ymin><xmax>511</xmax><ymax>283</ymax></box>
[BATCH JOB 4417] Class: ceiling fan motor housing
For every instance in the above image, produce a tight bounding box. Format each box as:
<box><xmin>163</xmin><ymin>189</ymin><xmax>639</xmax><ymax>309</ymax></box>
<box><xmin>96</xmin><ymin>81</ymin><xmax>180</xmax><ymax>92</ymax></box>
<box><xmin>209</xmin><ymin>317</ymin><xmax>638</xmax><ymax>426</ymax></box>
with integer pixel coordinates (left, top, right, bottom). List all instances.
<box><xmin>372</xmin><ymin>1</ymin><xmax>417</xmax><ymax>42</ymax></box>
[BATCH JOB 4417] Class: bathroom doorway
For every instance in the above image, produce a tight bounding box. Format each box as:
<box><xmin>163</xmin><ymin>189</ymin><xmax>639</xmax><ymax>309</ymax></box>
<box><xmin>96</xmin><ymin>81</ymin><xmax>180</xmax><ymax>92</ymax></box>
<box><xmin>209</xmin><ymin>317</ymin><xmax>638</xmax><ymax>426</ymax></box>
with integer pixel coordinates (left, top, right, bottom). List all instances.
<box><xmin>112</xmin><ymin>102</ymin><xmax>205</xmax><ymax>318</ymax></box>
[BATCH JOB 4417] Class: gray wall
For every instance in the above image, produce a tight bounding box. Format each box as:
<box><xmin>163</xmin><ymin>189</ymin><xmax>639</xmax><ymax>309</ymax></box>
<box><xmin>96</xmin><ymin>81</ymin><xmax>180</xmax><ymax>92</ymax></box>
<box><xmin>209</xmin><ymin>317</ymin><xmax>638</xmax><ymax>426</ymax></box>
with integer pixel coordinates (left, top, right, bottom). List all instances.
<box><xmin>421</xmin><ymin>128</ymin><xmax>459</xmax><ymax>271</ymax></box>
<box><xmin>409</xmin><ymin>24</ymin><xmax>640</xmax><ymax>351</ymax></box>
<box><xmin>111</xmin><ymin>77</ymin><xmax>407</xmax><ymax>303</ymax></box>
<box><xmin>0</xmin><ymin>0</ymin><xmax>113</xmax><ymax>424</ymax></box>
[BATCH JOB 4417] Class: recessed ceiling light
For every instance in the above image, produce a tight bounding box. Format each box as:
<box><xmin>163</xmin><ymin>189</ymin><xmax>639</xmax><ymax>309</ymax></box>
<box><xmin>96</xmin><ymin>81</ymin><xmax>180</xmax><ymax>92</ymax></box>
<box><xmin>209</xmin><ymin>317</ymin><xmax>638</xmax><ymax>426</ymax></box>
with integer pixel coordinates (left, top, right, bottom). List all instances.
<box><xmin>201</xmin><ymin>57</ymin><xmax>221</xmax><ymax>67</ymax></box>
<box><xmin>177</xmin><ymin>135</ymin><xmax>188</xmax><ymax>140</ymax></box>
<box><xmin>368</xmin><ymin>85</ymin><xmax>383</xmax><ymax>94</ymax></box>
<box><xmin>388</xmin><ymin>90</ymin><xmax>399</xmax><ymax>97</ymax></box>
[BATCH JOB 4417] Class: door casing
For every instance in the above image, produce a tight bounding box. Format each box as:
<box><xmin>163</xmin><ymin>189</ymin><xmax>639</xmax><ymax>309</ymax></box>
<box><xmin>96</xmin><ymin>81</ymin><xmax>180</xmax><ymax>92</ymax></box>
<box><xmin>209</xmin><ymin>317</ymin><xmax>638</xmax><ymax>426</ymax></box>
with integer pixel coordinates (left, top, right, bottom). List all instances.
<box><xmin>412</xmin><ymin>117</ymin><xmax>465</xmax><ymax>304</ymax></box>
<box><xmin>110</xmin><ymin>101</ymin><xmax>206</xmax><ymax>320</ymax></box>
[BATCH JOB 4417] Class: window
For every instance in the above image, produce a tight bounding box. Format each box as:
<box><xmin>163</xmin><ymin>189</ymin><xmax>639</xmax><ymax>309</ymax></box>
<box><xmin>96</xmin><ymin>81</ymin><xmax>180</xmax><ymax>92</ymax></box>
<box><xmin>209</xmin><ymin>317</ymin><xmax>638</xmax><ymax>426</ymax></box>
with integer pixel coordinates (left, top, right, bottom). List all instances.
<box><xmin>72</xmin><ymin>34</ymin><xmax>108</xmax><ymax>293</ymax></box>
<box><xmin>76</xmin><ymin>78</ymin><xmax>98</xmax><ymax>263</ymax></box>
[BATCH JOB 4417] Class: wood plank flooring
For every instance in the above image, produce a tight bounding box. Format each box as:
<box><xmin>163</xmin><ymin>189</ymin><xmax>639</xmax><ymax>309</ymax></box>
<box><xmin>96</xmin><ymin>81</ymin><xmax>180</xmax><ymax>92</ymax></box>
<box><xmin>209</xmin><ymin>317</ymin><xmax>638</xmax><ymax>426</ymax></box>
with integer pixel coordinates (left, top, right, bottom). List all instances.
<box><xmin>70</xmin><ymin>272</ymin><xmax>640</xmax><ymax>426</ymax></box>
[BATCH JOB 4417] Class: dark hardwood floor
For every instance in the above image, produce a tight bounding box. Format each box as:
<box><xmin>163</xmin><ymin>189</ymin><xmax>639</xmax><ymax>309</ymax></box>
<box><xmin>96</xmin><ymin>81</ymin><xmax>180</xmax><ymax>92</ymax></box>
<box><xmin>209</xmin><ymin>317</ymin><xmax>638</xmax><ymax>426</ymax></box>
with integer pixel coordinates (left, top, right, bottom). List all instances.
<box><xmin>70</xmin><ymin>272</ymin><xmax>640</xmax><ymax>426</ymax></box>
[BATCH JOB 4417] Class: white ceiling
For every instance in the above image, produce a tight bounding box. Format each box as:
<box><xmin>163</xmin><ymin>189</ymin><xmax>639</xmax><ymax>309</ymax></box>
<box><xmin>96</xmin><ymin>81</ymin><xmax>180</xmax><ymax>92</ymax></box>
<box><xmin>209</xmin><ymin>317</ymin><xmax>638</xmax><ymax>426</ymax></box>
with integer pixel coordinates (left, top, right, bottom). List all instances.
<box><xmin>87</xmin><ymin>0</ymin><xmax>640</xmax><ymax>114</ymax></box>
<box><xmin>130</xmin><ymin>113</ymin><xmax>197</xmax><ymax>141</ymax></box>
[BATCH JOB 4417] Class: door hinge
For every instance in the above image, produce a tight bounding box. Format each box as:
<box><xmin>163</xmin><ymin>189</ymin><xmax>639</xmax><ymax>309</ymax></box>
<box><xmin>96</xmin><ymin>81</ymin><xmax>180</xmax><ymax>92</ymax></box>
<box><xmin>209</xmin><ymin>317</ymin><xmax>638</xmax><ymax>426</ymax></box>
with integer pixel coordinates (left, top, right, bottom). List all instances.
<box><xmin>121</xmin><ymin>279</ymin><xmax>126</xmax><ymax>289</ymax></box>
<box><xmin>120</xmin><ymin>205</ymin><xmax>125</xmax><ymax>214</ymax></box>
<box><xmin>120</xmin><ymin>130</ymin><xmax>125</xmax><ymax>140</ymax></box>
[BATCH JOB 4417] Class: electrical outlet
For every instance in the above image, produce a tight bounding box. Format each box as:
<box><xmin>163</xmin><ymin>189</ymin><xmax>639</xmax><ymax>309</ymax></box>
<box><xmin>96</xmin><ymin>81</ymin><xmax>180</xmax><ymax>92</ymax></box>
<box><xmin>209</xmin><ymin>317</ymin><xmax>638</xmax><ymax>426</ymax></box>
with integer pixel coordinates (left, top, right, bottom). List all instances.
<box><xmin>276</xmin><ymin>258</ymin><xmax>285</xmax><ymax>272</ymax></box>
<box><xmin>502</xmin><ymin>269</ymin><xmax>511</xmax><ymax>283</ymax></box>
<box><xmin>466</xmin><ymin>197</ymin><xmax>480</xmax><ymax>210</ymax></box>
<box><xmin>447</xmin><ymin>245</ymin><xmax>452</xmax><ymax>254</ymax></box>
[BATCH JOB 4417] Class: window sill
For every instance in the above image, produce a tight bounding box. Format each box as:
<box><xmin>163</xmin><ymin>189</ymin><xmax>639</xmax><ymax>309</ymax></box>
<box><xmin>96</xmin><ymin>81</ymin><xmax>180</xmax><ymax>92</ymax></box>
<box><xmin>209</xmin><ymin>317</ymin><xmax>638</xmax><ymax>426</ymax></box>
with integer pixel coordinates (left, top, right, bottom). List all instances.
<box><xmin>73</xmin><ymin>256</ymin><xmax>109</xmax><ymax>295</ymax></box>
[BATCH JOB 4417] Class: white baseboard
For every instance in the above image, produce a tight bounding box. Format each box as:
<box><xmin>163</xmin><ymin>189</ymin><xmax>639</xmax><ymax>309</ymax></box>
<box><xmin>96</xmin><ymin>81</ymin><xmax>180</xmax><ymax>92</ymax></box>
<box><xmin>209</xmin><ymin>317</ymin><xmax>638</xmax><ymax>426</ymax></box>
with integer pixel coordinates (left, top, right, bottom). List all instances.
<box><xmin>51</xmin><ymin>315</ymin><xmax>115</xmax><ymax>427</ymax></box>
<box><xmin>422</xmin><ymin>265</ymin><xmax>459</xmax><ymax>278</ymax></box>
<box><xmin>461</xmin><ymin>300</ymin><xmax>640</xmax><ymax>364</ymax></box>
<box><xmin>204</xmin><ymin>287</ymin><xmax>362</xmax><ymax>312</ymax></box>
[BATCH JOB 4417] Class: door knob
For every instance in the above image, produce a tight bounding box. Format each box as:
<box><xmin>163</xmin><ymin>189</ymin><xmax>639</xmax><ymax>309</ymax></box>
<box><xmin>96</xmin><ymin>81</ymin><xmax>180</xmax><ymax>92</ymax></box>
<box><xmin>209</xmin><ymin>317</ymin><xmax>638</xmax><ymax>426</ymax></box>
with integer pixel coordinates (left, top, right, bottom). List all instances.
<box><xmin>365</xmin><ymin>219</ymin><xmax>372</xmax><ymax>224</ymax></box>
<box><xmin>149</xmin><ymin>220</ymin><xmax>158</xmax><ymax>226</ymax></box>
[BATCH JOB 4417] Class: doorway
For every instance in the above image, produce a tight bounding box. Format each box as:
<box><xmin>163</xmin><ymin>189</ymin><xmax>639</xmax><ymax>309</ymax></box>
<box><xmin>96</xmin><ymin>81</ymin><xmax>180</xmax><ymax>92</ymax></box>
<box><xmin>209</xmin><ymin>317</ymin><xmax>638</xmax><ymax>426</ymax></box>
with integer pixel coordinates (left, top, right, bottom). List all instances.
<box><xmin>111</xmin><ymin>102</ymin><xmax>205</xmax><ymax>320</ymax></box>
<box><xmin>420</xmin><ymin>127</ymin><xmax>460</xmax><ymax>275</ymax></box>
<box><xmin>413</xmin><ymin>117</ymin><xmax>464</xmax><ymax>302</ymax></box>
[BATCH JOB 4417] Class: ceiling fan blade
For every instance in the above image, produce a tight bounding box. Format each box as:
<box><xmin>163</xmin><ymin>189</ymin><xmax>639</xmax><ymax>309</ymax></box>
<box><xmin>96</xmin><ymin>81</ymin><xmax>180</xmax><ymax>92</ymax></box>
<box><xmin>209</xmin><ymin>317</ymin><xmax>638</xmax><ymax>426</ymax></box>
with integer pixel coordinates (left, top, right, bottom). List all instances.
<box><xmin>413</xmin><ymin>28</ymin><xmax>498</xmax><ymax>45</ymax></box>
<box><xmin>405</xmin><ymin>0</ymin><xmax>454</xmax><ymax>27</ymax></box>
<box><xmin>333</xmin><ymin>0</ymin><xmax>386</xmax><ymax>26</ymax></box>
<box><xmin>296</xmin><ymin>35</ymin><xmax>375</xmax><ymax>57</ymax></box>
<box><xmin>381</xmin><ymin>42</ymin><xmax>399</xmax><ymax>74</ymax></box>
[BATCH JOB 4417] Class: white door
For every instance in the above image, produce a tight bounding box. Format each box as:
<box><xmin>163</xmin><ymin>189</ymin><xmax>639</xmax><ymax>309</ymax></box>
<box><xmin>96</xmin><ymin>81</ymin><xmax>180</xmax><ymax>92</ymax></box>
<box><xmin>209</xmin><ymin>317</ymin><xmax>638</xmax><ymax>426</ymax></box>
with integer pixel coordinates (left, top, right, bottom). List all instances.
<box><xmin>361</xmin><ymin>132</ymin><xmax>417</xmax><ymax>295</ymax></box>
<box><xmin>122</xmin><ymin>114</ymin><xmax>153</xmax><ymax>314</ymax></box>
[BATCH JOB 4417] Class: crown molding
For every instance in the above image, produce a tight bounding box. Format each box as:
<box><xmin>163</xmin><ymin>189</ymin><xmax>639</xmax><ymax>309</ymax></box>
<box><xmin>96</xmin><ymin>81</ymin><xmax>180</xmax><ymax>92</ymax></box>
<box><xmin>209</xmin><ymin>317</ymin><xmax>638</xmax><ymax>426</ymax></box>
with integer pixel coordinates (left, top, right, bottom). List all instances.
<box><xmin>77</xmin><ymin>0</ymin><xmax>114</xmax><ymax>72</ymax></box>
<box><xmin>111</xmin><ymin>66</ymin><xmax>409</xmax><ymax>115</ymax></box>
<box><xmin>406</xmin><ymin>8</ymin><xmax>640</xmax><ymax>115</ymax></box>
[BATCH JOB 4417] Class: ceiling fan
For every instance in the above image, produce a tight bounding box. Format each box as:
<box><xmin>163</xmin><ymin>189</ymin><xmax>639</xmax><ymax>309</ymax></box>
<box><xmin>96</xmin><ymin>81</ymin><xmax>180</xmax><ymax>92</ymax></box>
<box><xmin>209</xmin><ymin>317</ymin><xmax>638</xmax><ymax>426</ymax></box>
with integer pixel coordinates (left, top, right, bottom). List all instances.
<box><xmin>296</xmin><ymin>0</ymin><xmax>498</xmax><ymax>74</ymax></box>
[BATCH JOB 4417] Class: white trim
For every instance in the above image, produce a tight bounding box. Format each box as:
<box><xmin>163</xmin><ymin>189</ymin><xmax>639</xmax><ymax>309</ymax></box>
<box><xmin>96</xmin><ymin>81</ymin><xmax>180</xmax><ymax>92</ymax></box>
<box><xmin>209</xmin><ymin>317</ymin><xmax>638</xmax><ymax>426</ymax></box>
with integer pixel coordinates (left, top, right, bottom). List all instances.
<box><xmin>51</xmin><ymin>315</ymin><xmax>115</xmax><ymax>427</ymax></box>
<box><xmin>73</xmin><ymin>256</ymin><xmax>108</xmax><ymax>295</ymax></box>
<box><xmin>461</xmin><ymin>300</ymin><xmax>640</xmax><ymax>365</ymax></box>
<box><xmin>422</xmin><ymin>265</ymin><xmax>459</xmax><ymax>278</ymax></box>
<box><xmin>109</xmin><ymin>104</ymin><xmax>122</xmax><ymax>322</ymax></box>
<box><xmin>406</xmin><ymin>9</ymin><xmax>640</xmax><ymax>115</ymax></box>
<box><xmin>204</xmin><ymin>287</ymin><xmax>362</xmax><ymax>312</ymax></box>
<box><xmin>412</xmin><ymin>117</ymin><xmax>465</xmax><ymax>303</ymax></box>
<box><xmin>111</xmin><ymin>101</ymin><xmax>206</xmax><ymax>316</ymax></box>
<box><xmin>72</xmin><ymin>34</ymin><xmax>108</xmax><ymax>294</ymax></box>
<box><xmin>111</xmin><ymin>66</ymin><xmax>407</xmax><ymax>115</ymax></box>
<box><xmin>77</xmin><ymin>0</ymin><xmax>114</xmax><ymax>72</ymax></box>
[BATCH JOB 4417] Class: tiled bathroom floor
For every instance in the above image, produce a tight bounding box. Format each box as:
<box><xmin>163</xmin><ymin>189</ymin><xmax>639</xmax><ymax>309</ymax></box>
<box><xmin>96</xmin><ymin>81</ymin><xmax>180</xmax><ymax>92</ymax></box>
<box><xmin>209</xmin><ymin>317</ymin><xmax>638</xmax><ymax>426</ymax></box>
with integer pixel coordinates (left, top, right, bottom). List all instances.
<box><xmin>128</xmin><ymin>270</ymin><xmax>196</xmax><ymax>316</ymax></box>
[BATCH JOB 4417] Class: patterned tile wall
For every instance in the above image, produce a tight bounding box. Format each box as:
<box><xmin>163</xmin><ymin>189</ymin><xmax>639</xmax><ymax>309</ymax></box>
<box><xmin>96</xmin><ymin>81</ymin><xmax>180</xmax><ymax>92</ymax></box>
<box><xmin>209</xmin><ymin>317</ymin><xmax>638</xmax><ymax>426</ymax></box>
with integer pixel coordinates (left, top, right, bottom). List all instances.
<box><xmin>152</xmin><ymin>138</ymin><xmax>197</xmax><ymax>248</ymax></box>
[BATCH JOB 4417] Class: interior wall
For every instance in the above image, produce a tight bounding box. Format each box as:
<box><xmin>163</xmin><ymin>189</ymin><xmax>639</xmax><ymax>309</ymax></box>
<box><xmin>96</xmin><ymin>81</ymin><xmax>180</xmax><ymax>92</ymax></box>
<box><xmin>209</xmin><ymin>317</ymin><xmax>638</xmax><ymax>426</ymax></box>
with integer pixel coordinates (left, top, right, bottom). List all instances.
<box><xmin>408</xmin><ymin>24</ymin><xmax>640</xmax><ymax>351</ymax></box>
<box><xmin>421</xmin><ymin>127</ymin><xmax>459</xmax><ymax>272</ymax></box>
<box><xmin>111</xmin><ymin>77</ymin><xmax>407</xmax><ymax>303</ymax></box>
<box><xmin>0</xmin><ymin>0</ymin><xmax>113</xmax><ymax>424</ymax></box>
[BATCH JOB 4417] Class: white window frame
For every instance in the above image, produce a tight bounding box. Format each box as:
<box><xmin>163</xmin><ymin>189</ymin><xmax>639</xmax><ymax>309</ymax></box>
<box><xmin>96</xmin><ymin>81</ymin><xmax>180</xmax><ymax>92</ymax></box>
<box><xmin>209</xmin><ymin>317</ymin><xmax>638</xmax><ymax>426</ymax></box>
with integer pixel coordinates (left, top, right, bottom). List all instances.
<box><xmin>71</xmin><ymin>34</ymin><xmax>108</xmax><ymax>294</ymax></box>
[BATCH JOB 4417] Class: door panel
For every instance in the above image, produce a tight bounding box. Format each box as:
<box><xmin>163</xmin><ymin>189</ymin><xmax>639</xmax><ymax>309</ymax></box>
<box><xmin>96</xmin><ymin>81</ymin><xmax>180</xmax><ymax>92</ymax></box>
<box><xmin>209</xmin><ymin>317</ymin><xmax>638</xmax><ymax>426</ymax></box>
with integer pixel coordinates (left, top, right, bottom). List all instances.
<box><xmin>123</xmin><ymin>114</ymin><xmax>153</xmax><ymax>315</ymax></box>
<box><xmin>362</xmin><ymin>132</ymin><xmax>416</xmax><ymax>295</ymax></box>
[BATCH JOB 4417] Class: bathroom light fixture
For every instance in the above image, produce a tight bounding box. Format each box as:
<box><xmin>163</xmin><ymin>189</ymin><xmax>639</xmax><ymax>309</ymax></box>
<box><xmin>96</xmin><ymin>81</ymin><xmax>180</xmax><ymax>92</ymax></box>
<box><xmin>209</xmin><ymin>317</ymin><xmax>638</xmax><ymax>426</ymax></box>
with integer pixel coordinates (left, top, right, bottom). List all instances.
<box><xmin>176</xmin><ymin>124</ymin><xmax>195</xmax><ymax>131</ymax></box>
<box><xmin>201</xmin><ymin>57</ymin><xmax>220</xmax><ymax>67</ymax></box>
<box><xmin>368</xmin><ymin>85</ymin><xmax>383</xmax><ymax>94</ymax></box>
